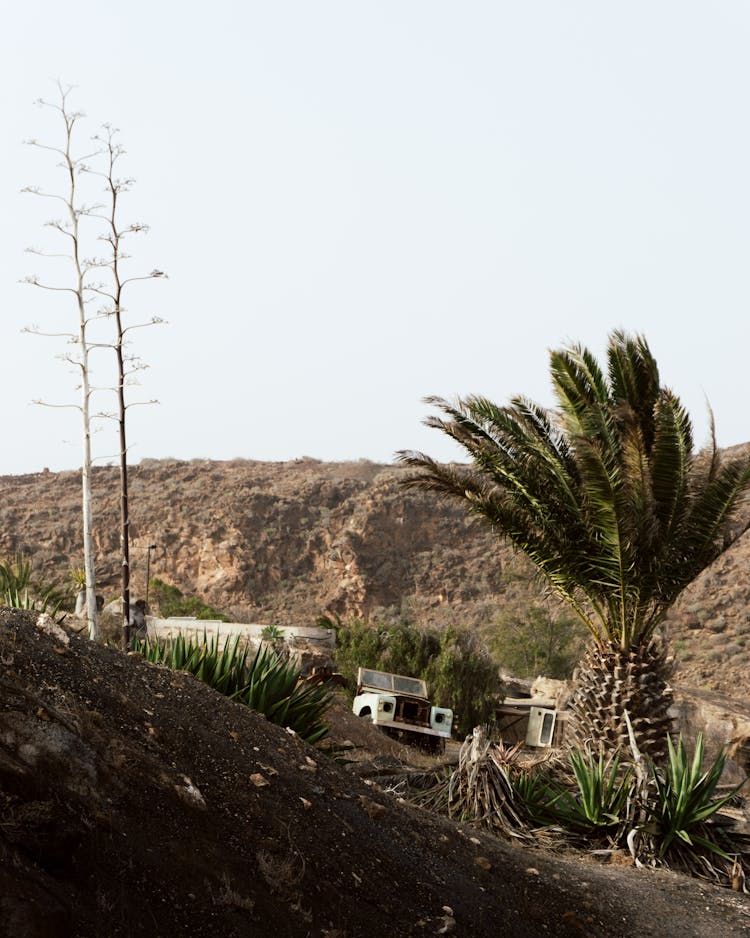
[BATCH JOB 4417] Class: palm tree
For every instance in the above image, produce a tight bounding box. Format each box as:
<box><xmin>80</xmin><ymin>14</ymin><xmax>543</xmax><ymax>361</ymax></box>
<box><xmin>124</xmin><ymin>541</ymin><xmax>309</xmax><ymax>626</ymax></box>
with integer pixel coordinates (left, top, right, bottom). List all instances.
<box><xmin>399</xmin><ymin>331</ymin><xmax>750</xmax><ymax>761</ymax></box>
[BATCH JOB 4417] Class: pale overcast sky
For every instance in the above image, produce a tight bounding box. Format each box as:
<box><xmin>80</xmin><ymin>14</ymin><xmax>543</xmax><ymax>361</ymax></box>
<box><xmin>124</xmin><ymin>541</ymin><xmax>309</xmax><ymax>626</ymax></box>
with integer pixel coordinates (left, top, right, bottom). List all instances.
<box><xmin>1</xmin><ymin>2</ymin><xmax>749</xmax><ymax>476</ymax></box>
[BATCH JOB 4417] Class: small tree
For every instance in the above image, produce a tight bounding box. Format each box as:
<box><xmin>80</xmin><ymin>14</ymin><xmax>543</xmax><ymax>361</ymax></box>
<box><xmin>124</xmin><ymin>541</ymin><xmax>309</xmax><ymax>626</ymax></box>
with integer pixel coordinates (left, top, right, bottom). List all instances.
<box><xmin>490</xmin><ymin>604</ymin><xmax>585</xmax><ymax>680</ymax></box>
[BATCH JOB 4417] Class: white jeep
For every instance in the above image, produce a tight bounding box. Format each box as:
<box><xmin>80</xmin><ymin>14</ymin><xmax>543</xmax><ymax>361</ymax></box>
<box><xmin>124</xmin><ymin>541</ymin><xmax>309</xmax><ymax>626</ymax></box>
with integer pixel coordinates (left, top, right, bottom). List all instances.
<box><xmin>352</xmin><ymin>667</ymin><xmax>453</xmax><ymax>752</ymax></box>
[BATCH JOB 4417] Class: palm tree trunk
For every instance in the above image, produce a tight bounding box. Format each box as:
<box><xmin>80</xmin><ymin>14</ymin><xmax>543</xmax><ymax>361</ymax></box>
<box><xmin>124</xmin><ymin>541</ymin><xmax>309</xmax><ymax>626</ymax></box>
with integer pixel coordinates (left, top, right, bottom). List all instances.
<box><xmin>566</xmin><ymin>641</ymin><xmax>674</xmax><ymax>763</ymax></box>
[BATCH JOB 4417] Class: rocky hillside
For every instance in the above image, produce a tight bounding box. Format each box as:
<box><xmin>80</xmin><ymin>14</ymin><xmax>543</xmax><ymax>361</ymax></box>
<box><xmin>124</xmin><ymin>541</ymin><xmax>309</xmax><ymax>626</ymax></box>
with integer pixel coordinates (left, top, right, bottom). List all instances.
<box><xmin>5</xmin><ymin>608</ymin><xmax>750</xmax><ymax>937</ymax></box>
<box><xmin>0</xmin><ymin>459</ymin><xmax>516</xmax><ymax>626</ymax></box>
<box><xmin>2</xmin><ymin>456</ymin><xmax>750</xmax><ymax>697</ymax></box>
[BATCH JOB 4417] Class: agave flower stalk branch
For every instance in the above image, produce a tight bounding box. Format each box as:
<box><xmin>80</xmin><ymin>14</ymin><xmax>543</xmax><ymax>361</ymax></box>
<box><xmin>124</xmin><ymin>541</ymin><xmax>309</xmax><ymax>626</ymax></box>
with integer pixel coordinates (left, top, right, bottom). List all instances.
<box><xmin>84</xmin><ymin>124</ymin><xmax>166</xmax><ymax>648</ymax></box>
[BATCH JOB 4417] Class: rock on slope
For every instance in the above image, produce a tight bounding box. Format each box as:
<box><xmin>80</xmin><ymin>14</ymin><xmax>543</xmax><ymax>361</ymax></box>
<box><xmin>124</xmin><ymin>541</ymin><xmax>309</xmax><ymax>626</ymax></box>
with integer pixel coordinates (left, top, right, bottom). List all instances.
<box><xmin>2</xmin><ymin>608</ymin><xmax>750</xmax><ymax>938</ymax></box>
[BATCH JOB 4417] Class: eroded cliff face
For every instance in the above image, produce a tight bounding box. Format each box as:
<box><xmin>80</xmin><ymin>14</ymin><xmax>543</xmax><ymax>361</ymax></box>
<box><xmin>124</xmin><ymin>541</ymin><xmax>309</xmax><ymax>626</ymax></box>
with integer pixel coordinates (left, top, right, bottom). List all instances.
<box><xmin>0</xmin><ymin>459</ymin><xmax>516</xmax><ymax>630</ymax></box>
<box><xmin>3</xmin><ymin>455</ymin><xmax>750</xmax><ymax>699</ymax></box>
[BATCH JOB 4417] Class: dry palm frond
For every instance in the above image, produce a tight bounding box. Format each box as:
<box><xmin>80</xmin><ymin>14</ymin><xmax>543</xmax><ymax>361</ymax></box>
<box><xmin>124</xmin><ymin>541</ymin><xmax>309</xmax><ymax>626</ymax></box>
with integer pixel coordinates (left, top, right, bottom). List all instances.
<box><xmin>412</xmin><ymin>727</ymin><xmax>554</xmax><ymax>842</ymax></box>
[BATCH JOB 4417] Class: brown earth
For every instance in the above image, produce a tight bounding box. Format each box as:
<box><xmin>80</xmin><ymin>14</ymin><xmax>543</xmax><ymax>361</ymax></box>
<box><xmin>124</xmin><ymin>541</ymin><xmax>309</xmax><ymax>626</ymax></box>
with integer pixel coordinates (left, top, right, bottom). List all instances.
<box><xmin>2</xmin><ymin>608</ymin><xmax>750</xmax><ymax>938</ymax></box>
<box><xmin>4</xmin><ymin>456</ymin><xmax>750</xmax><ymax>702</ymax></box>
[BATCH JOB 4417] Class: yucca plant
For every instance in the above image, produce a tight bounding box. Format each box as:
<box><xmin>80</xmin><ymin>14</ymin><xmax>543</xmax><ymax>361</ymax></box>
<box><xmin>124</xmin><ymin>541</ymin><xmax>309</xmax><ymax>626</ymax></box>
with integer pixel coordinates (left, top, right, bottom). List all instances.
<box><xmin>133</xmin><ymin>633</ymin><xmax>332</xmax><ymax>744</ymax></box>
<box><xmin>640</xmin><ymin>734</ymin><xmax>747</xmax><ymax>881</ymax></box>
<box><xmin>400</xmin><ymin>331</ymin><xmax>750</xmax><ymax>761</ymax></box>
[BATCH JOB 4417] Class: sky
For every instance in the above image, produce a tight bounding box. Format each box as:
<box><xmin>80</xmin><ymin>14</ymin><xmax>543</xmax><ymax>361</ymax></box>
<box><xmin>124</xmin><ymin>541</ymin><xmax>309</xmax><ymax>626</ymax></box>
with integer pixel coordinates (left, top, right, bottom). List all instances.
<box><xmin>1</xmin><ymin>2</ymin><xmax>750</xmax><ymax>475</ymax></box>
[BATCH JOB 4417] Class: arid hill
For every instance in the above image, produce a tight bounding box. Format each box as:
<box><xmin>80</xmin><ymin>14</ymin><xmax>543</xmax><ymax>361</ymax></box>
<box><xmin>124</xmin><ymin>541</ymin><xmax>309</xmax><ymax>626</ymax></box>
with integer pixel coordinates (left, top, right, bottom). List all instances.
<box><xmin>0</xmin><ymin>459</ymin><xmax>515</xmax><ymax>626</ymax></box>
<box><xmin>2</xmin><ymin>456</ymin><xmax>750</xmax><ymax>697</ymax></box>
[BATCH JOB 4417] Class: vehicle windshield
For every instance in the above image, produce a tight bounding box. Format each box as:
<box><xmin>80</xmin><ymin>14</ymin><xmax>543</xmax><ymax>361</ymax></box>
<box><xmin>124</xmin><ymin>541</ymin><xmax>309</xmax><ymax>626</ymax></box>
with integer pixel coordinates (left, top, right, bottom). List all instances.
<box><xmin>359</xmin><ymin>668</ymin><xmax>427</xmax><ymax>697</ymax></box>
<box><xmin>393</xmin><ymin>675</ymin><xmax>426</xmax><ymax>696</ymax></box>
<box><xmin>360</xmin><ymin>669</ymin><xmax>392</xmax><ymax>691</ymax></box>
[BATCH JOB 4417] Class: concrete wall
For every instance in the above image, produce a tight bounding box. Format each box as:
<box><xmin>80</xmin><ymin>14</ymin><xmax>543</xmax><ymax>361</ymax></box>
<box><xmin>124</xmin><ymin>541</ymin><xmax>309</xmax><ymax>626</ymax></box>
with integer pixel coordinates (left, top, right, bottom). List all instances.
<box><xmin>146</xmin><ymin>617</ymin><xmax>336</xmax><ymax>653</ymax></box>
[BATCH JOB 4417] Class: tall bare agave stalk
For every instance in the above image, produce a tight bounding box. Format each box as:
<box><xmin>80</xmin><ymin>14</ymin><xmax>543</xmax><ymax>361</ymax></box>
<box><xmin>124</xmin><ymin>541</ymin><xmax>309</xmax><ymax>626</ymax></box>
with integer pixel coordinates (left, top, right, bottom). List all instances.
<box><xmin>84</xmin><ymin>126</ymin><xmax>164</xmax><ymax>648</ymax></box>
<box><xmin>22</xmin><ymin>84</ymin><xmax>101</xmax><ymax>639</ymax></box>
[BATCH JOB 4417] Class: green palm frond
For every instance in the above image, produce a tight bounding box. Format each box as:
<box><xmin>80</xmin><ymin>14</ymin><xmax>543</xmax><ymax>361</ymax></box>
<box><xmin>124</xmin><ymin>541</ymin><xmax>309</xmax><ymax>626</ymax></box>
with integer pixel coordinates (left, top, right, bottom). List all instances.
<box><xmin>399</xmin><ymin>331</ymin><xmax>750</xmax><ymax>648</ymax></box>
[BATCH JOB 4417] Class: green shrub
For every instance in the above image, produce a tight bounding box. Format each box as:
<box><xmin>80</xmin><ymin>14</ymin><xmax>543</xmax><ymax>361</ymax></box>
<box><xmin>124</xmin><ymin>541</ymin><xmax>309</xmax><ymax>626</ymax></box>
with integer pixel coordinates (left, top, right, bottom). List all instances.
<box><xmin>326</xmin><ymin>616</ymin><xmax>502</xmax><ymax>735</ymax></box>
<box><xmin>149</xmin><ymin>578</ymin><xmax>230</xmax><ymax>621</ymax></box>
<box><xmin>426</xmin><ymin>627</ymin><xmax>504</xmax><ymax>736</ymax></box>
<box><xmin>489</xmin><ymin>604</ymin><xmax>586</xmax><ymax>679</ymax></box>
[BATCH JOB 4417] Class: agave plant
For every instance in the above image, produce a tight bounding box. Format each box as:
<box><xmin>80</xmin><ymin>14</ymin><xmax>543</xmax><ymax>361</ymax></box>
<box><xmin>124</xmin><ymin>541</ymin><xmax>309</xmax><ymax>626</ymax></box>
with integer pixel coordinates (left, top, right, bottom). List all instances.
<box><xmin>133</xmin><ymin>632</ymin><xmax>332</xmax><ymax>744</ymax></box>
<box><xmin>559</xmin><ymin>751</ymin><xmax>633</xmax><ymax>831</ymax></box>
<box><xmin>233</xmin><ymin>644</ymin><xmax>332</xmax><ymax>744</ymax></box>
<box><xmin>520</xmin><ymin>750</ymin><xmax>634</xmax><ymax>838</ymax></box>
<box><xmin>640</xmin><ymin>734</ymin><xmax>747</xmax><ymax>881</ymax></box>
<box><xmin>0</xmin><ymin>554</ymin><xmax>69</xmax><ymax>620</ymax></box>
<box><xmin>515</xmin><ymin>736</ymin><xmax>748</xmax><ymax>886</ymax></box>
<box><xmin>134</xmin><ymin>631</ymin><xmax>249</xmax><ymax>682</ymax></box>
<box><xmin>0</xmin><ymin>554</ymin><xmax>34</xmax><ymax>593</ymax></box>
<box><xmin>260</xmin><ymin>624</ymin><xmax>285</xmax><ymax>644</ymax></box>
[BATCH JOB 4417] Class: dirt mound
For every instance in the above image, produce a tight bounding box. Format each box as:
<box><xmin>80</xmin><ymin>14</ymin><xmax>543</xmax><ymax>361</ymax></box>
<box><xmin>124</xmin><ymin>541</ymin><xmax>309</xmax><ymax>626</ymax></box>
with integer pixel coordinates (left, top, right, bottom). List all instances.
<box><xmin>326</xmin><ymin>695</ymin><xmax>444</xmax><ymax>763</ymax></box>
<box><xmin>1</xmin><ymin>609</ymin><xmax>749</xmax><ymax>937</ymax></box>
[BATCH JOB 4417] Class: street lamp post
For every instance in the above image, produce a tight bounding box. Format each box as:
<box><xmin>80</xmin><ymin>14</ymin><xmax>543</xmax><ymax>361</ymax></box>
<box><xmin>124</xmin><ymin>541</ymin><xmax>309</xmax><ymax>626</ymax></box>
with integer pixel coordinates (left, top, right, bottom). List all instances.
<box><xmin>145</xmin><ymin>543</ymin><xmax>157</xmax><ymax>607</ymax></box>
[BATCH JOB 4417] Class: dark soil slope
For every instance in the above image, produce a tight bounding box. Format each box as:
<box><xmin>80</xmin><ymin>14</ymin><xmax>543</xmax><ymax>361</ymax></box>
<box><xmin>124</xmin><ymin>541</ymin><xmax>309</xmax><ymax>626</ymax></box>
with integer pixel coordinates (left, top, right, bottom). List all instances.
<box><xmin>1</xmin><ymin>610</ymin><xmax>749</xmax><ymax>937</ymax></box>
